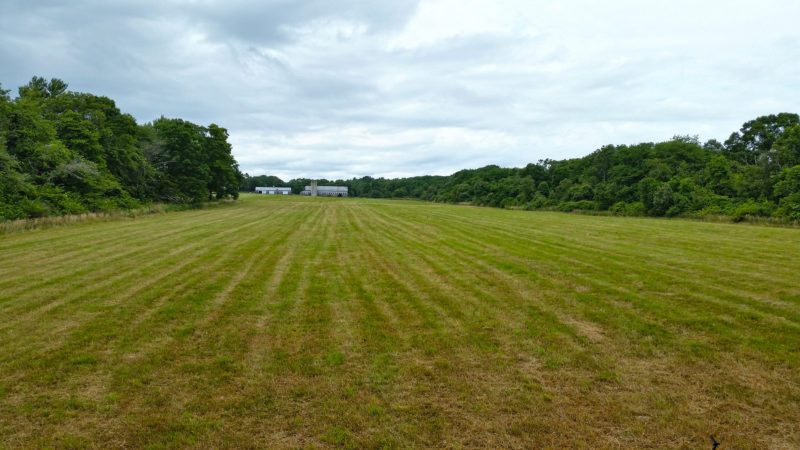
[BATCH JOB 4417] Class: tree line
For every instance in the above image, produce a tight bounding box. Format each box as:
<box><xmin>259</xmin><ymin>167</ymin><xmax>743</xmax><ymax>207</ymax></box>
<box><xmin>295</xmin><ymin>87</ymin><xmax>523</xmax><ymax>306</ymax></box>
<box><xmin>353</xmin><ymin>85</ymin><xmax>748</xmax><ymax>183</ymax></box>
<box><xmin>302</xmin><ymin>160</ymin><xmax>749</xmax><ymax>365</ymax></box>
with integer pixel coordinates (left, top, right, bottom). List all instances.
<box><xmin>3</xmin><ymin>77</ymin><xmax>796</xmax><ymax>223</ymax></box>
<box><xmin>243</xmin><ymin>113</ymin><xmax>800</xmax><ymax>222</ymax></box>
<box><xmin>0</xmin><ymin>77</ymin><xmax>243</xmax><ymax>220</ymax></box>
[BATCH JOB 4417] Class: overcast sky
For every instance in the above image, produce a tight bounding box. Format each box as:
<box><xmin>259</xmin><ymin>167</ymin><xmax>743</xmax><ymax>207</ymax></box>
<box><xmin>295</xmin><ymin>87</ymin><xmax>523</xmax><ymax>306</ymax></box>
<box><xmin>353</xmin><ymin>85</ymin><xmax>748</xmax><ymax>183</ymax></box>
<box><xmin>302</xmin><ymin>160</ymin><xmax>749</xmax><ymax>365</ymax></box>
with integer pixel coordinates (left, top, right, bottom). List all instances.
<box><xmin>2</xmin><ymin>1</ymin><xmax>799</xmax><ymax>180</ymax></box>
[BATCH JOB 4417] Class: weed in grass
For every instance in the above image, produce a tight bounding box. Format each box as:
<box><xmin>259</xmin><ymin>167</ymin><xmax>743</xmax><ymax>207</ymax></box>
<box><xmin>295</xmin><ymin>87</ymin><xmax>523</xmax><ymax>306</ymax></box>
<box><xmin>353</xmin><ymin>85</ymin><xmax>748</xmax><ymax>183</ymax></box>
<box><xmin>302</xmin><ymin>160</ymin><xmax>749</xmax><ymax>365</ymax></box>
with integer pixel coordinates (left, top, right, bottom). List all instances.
<box><xmin>70</xmin><ymin>355</ymin><xmax>97</xmax><ymax>365</ymax></box>
<box><xmin>103</xmin><ymin>393</ymin><xmax>119</xmax><ymax>406</ymax></box>
<box><xmin>596</xmin><ymin>370</ymin><xmax>620</xmax><ymax>383</ymax></box>
<box><xmin>321</xmin><ymin>425</ymin><xmax>352</xmax><ymax>446</ymax></box>
<box><xmin>323</xmin><ymin>351</ymin><xmax>346</xmax><ymax>366</ymax></box>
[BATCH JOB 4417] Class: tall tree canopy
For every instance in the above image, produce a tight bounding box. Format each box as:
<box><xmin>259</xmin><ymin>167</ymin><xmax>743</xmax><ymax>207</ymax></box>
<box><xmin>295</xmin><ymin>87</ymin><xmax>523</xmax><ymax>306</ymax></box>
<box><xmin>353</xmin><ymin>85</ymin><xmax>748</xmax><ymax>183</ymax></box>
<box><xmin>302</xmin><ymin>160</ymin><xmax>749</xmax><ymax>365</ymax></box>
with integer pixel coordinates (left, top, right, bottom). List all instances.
<box><xmin>0</xmin><ymin>77</ymin><xmax>242</xmax><ymax>220</ymax></box>
<box><xmin>2</xmin><ymin>77</ymin><xmax>798</xmax><ymax>223</ymax></box>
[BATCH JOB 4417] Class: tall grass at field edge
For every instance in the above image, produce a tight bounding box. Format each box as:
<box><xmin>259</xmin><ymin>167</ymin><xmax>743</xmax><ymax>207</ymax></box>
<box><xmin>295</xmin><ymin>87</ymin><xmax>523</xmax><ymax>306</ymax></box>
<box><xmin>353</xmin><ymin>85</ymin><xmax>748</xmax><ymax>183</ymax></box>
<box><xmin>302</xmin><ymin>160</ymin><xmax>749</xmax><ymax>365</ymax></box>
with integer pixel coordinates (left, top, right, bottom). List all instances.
<box><xmin>0</xmin><ymin>200</ymin><xmax>237</xmax><ymax>235</ymax></box>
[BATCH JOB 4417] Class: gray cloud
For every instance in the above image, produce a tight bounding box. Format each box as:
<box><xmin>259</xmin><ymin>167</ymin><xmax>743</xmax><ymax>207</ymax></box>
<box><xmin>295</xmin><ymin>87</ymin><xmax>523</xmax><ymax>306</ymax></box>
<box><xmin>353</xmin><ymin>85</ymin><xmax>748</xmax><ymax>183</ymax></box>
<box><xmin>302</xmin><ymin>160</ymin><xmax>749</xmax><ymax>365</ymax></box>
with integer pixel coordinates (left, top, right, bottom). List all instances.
<box><xmin>2</xmin><ymin>0</ymin><xmax>800</xmax><ymax>180</ymax></box>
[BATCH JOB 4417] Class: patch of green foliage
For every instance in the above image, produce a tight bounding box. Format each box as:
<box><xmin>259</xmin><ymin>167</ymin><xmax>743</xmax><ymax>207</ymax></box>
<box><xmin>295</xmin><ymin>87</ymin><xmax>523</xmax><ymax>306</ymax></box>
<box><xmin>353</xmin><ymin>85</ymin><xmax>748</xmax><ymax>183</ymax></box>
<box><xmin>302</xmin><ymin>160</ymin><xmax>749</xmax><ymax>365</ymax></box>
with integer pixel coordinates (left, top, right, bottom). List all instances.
<box><xmin>0</xmin><ymin>77</ymin><xmax>242</xmax><ymax>221</ymax></box>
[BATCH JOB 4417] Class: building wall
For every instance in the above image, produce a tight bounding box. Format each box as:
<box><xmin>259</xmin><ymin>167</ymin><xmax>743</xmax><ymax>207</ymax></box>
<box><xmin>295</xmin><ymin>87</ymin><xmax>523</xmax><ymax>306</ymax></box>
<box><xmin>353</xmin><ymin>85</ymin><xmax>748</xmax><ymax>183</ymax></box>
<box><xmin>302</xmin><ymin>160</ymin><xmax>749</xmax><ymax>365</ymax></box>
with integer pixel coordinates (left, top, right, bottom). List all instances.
<box><xmin>317</xmin><ymin>190</ymin><xmax>348</xmax><ymax>197</ymax></box>
<box><xmin>300</xmin><ymin>185</ymin><xmax>348</xmax><ymax>197</ymax></box>
<box><xmin>255</xmin><ymin>187</ymin><xmax>291</xmax><ymax>195</ymax></box>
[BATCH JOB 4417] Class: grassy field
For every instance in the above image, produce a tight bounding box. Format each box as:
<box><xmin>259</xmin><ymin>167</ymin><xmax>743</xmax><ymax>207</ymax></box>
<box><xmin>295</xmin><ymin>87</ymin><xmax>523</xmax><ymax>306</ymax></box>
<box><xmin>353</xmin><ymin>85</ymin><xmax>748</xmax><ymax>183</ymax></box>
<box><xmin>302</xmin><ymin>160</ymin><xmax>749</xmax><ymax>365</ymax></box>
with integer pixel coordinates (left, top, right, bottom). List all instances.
<box><xmin>1</xmin><ymin>194</ymin><xmax>798</xmax><ymax>448</ymax></box>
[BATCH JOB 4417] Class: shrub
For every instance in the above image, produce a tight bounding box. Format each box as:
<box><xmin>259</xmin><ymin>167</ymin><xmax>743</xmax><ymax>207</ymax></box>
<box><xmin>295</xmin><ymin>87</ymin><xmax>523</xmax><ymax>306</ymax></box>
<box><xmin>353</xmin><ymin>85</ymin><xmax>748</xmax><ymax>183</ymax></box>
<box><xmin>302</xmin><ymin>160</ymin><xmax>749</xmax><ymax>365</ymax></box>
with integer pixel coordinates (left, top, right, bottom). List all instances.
<box><xmin>609</xmin><ymin>201</ymin><xmax>627</xmax><ymax>216</ymax></box>
<box><xmin>558</xmin><ymin>200</ymin><xmax>597</xmax><ymax>212</ymax></box>
<box><xmin>731</xmin><ymin>200</ymin><xmax>776</xmax><ymax>222</ymax></box>
<box><xmin>609</xmin><ymin>201</ymin><xmax>645</xmax><ymax>216</ymax></box>
<box><xmin>774</xmin><ymin>193</ymin><xmax>800</xmax><ymax>222</ymax></box>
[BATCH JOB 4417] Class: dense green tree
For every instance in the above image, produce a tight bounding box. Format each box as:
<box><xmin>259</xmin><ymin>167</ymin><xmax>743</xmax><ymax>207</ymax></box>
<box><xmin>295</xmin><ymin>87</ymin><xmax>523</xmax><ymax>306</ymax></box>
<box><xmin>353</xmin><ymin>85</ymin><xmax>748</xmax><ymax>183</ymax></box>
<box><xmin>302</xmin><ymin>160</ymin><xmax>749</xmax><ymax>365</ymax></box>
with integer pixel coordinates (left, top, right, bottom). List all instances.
<box><xmin>537</xmin><ymin>181</ymin><xmax>550</xmax><ymax>197</ymax></box>
<box><xmin>773</xmin><ymin>165</ymin><xmax>800</xmax><ymax>221</ymax></box>
<box><xmin>17</xmin><ymin>76</ymin><xmax>49</xmax><ymax>100</ymax></box>
<box><xmin>770</xmin><ymin>124</ymin><xmax>800</xmax><ymax>170</ymax></box>
<box><xmin>704</xmin><ymin>155</ymin><xmax>733</xmax><ymax>196</ymax></box>
<box><xmin>46</xmin><ymin>78</ymin><xmax>68</xmax><ymax>98</ymax></box>
<box><xmin>0</xmin><ymin>146</ymin><xmax>34</xmax><ymax>219</ymax></box>
<box><xmin>773</xmin><ymin>165</ymin><xmax>800</xmax><ymax>200</ymax></box>
<box><xmin>205</xmin><ymin>124</ymin><xmax>242</xmax><ymax>199</ymax></box>
<box><xmin>0</xmin><ymin>76</ymin><xmax>243</xmax><ymax>219</ymax></box>
<box><xmin>55</xmin><ymin>110</ymin><xmax>105</xmax><ymax>164</ymax></box>
<box><xmin>151</xmin><ymin>118</ymin><xmax>209</xmax><ymax>202</ymax></box>
<box><xmin>724</xmin><ymin>113</ymin><xmax>800</xmax><ymax>165</ymax></box>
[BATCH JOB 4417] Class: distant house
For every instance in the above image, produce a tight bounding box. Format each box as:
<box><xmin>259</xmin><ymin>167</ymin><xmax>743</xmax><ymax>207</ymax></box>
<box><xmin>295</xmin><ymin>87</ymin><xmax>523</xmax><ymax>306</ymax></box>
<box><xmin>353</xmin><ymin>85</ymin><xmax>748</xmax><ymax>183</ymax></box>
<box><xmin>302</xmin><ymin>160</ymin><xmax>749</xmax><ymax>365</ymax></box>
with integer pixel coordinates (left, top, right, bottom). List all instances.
<box><xmin>300</xmin><ymin>180</ymin><xmax>348</xmax><ymax>197</ymax></box>
<box><xmin>255</xmin><ymin>186</ymin><xmax>291</xmax><ymax>195</ymax></box>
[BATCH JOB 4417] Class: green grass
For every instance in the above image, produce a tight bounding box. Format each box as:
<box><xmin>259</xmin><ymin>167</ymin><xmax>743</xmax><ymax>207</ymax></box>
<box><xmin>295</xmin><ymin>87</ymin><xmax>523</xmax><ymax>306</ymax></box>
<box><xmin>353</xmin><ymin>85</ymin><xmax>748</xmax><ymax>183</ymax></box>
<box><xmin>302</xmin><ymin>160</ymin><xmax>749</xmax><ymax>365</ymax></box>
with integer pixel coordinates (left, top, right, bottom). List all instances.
<box><xmin>1</xmin><ymin>194</ymin><xmax>798</xmax><ymax>448</ymax></box>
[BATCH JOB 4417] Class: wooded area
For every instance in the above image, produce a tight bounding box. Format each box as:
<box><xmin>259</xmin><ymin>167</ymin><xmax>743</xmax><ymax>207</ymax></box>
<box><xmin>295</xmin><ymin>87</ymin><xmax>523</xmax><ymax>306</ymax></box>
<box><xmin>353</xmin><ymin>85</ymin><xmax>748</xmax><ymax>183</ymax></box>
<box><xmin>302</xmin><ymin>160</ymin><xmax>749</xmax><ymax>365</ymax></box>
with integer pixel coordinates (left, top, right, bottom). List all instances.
<box><xmin>2</xmin><ymin>77</ymin><xmax>798</xmax><ymax>222</ymax></box>
<box><xmin>244</xmin><ymin>114</ymin><xmax>800</xmax><ymax>222</ymax></box>
<box><xmin>0</xmin><ymin>77</ymin><xmax>242</xmax><ymax>220</ymax></box>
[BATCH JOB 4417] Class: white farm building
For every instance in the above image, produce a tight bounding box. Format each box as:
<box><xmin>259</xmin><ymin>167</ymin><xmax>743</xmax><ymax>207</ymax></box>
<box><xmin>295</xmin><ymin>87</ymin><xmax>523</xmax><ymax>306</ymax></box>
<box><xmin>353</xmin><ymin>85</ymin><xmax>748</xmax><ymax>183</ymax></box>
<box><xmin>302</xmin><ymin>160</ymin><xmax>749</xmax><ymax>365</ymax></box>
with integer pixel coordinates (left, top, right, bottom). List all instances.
<box><xmin>255</xmin><ymin>186</ymin><xmax>291</xmax><ymax>195</ymax></box>
<box><xmin>300</xmin><ymin>180</ymin><xmax>348</xmax><ymax>197</ymax></box>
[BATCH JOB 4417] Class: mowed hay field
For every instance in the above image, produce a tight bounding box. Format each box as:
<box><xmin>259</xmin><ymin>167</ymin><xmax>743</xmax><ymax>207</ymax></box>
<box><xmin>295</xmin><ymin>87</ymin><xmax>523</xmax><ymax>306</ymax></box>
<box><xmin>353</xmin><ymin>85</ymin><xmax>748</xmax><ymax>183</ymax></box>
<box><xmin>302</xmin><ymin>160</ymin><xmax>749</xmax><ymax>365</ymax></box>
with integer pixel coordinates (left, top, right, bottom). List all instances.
<box><xmin>1</xmin><ymin>195</ymin><xmax>799</xmax><ymax>448</ymax></box>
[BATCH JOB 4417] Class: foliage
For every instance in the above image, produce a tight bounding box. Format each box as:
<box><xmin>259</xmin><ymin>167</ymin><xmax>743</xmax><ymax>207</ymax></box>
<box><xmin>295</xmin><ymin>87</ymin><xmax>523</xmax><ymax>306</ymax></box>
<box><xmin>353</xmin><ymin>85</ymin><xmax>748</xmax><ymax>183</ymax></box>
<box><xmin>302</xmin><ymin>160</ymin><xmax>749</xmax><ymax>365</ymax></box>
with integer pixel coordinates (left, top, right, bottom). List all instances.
<box><xmin>0</xmin><ymin>77</ymin><xmax>242</xmax><ymax>219</ymax></box>
<box><xmin>246</xmin><ymin>113</ymin><xmax>800</xmax><ymax>222</ymax></box>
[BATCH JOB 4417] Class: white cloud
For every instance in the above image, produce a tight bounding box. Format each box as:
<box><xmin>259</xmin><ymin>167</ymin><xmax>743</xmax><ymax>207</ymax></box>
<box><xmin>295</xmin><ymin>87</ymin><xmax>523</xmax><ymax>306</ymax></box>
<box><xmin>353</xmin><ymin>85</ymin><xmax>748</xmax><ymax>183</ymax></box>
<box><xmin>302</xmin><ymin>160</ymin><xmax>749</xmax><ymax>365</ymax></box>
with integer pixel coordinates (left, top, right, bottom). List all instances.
<box><xmin>2</xmin><ymin>0</ymin><xmax>800</xmax><ymax>179</ymax></box>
